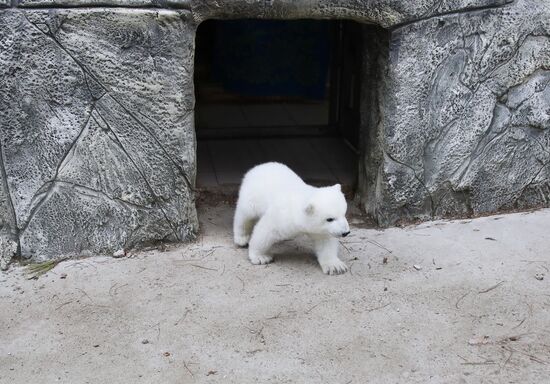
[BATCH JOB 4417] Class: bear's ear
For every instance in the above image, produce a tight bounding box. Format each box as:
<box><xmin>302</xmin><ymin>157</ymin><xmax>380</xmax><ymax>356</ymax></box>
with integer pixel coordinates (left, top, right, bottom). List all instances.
<box><xmin>333</xmin><ymin>184</ymin><xmax>341</xmax><ymax>191</ymax></box>
<box><xmin>305</xmin><ymin>204</ymin><xmax>315</xmax><ymax>215</ymax></box>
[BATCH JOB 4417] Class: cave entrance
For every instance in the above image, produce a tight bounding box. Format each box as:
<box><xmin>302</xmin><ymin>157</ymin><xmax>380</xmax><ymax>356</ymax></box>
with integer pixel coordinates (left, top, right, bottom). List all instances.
<box><xmin>194</xmin><ymin>19</ymin><xmax>381</xmax><ymax>197</ymax></box>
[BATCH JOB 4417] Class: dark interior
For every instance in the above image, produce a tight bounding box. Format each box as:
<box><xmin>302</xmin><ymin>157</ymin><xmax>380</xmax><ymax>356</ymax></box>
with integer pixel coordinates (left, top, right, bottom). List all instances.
<box><xmin>194</xmin><ymin>19</ymin><xmax>364</xmax><ymax>192</ymax></box>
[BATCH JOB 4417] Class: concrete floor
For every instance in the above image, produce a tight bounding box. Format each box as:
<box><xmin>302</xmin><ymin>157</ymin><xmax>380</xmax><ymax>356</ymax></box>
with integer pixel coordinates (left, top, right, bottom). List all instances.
<box><xmin>1</xmin><ymin>204</ymin><xmax>550</xmax><ymax>383</ymax></box>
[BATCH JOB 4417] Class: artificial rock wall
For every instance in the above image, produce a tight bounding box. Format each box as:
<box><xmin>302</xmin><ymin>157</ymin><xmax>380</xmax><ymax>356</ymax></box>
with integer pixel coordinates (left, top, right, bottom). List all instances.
<box><xmin>0</xmin><ymin>0</ymin><xmax>548</xmax><ymax>263</ymax></box>
<box><xmin>364</xmin><ymin>0</ymin><xmax>550</xmax><ymax>225</ymax></box>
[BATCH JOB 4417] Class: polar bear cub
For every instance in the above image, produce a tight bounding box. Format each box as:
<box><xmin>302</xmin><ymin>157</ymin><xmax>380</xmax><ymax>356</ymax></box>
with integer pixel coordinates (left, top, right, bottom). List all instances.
<box><xmin>233</xmin><ymin>162</ymin><xmax>350</xmax><ymax>275</ymax></box>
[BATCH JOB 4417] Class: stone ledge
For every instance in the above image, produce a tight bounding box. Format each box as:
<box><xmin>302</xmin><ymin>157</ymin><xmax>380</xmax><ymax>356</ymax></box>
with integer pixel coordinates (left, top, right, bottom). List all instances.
<box><xmin>10</xmin><ymin>0</ymin><xmax>513</xmax><ymax>29</ymax></box>
<box><xmin>15</xmin><ymin>0</ymin><xmax>190</xmax><ymax>8</ymax></box>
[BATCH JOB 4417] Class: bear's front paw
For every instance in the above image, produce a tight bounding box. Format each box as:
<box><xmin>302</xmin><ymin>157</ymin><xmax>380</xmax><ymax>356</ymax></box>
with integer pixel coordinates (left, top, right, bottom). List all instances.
<box><xmin>234</xmin><ymin>234</ymin><xmax>250</xmax><ymax>247</ymax></box>
<box><xmin>249</xmin><ymin>252</ymin><xmax>273</xmax><ymax>265</ymax></box>
<box><xmin>320</xmin><ymin>259</ymin><xmax>348</xmax><ymax>275</ymax></box>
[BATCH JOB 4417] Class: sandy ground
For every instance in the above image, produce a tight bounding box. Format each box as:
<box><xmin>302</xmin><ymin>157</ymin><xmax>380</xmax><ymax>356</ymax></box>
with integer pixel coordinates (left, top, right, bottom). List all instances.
<box><xmin>1</xmin><ymin>203</ymin><xmax>550</xmax><ymax>383</ymax></box>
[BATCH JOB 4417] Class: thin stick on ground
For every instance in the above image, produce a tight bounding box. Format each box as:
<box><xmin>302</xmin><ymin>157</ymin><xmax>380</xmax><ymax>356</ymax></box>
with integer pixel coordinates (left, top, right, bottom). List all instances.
<box><xmin>183</xmin><ymin>360</ymin><xmax>194</xmax><ymax>377</ymax></box>
<box><xmin>366</xmin><ymin>302</ymin><xmax>391</xmax><ymax>312</ymax></box>
<box><xmin>174</xmin><ymin>309</ymin><xmax>191</xmax><ymax>326</ymax></box>
<box><xmin>503</xmin><ymin>346</ymin><xmax>548</xmax><ymax>365</ymax></box>
<box><xmin>500</xmin><ymin>349</ymin><xmax>514</xmax><ymax>371</ymax></box>
<box><xmin>457</xmin><ymin>354</ymin><xmax>496</xmax><ymax>366</ymax></box>
<box><xmin>461</xmin><ymin>360</ymin><xmax>496</xmax><ymax>366</ymax></box>
<box><xmin>339</xmin><ymin>241</ymin><xmax>352</xmax><ymax>254</ymax></box>
<box><xmin>55</xmin><ymin>301</ymin><xmax>73</xmax><ymax>310</ymax></box>
<box><xmin>266</xmin><ymin>311</ymin><xmax>282</xmax><ymax>320</ymax></box>
<box><xmin>188</xmin><ymin>264</ymin><xmax>218</xmax><ymax>271</ymax></box>
<box><xmin>75</xmin><ymin>287</ymin><xmax>95</xmax><ymax>304</ymax></box>
<box><xmin>366</xmin><ymin>239</ymin><xmax>393</xmax><ymax>254</ymax></box>
<box><xmin>512</xmin><ymin>318</ymin><xmax>527</xmax><ymax>329</ymax></box>
<box><xmin>236</xmin><ymin>276</ymin><xmax>245</xmax><ymax>291</ymax></box>
<box><xmin>455</xmin><ymin>292</ymin><xmax>470</xmax><ymax>309</ymax></box>
<box><xmin>478</xmin><ymin>281</ymin><xmax>505</xmax><ymax>294</ymax></box>
<box><xmin>305</xmin><ymin>300</ymin><xmax>329</xmax><ymax>314</ymax></box>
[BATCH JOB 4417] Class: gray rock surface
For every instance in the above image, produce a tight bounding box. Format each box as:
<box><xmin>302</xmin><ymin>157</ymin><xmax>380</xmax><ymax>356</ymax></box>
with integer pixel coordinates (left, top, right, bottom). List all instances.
<box><xmin>0</xmin><ymin>0</ymin><xmax>549</xmax><ymax>260</ymax></box>
<box><xmin>0</xmin><ymin>9</ymin><xmax>198</xmax><ymax>260</ymax></box>
<box><xmin>17</xmin><ymin>0</ymin><xmax>171</xmax><ymax>7</ymax></box>
<box><xmin>363</xmin><ymin>0</ymin><xmax>550</xmax><ymax>224</ymax></box>
<box><xmin>12</xmin><ymin>0</ymin><xmax>510</xmax><ymax>27</ymax></box>
<box><xmin>0</xmin><ymin>142</ymin><xmax>18</xmax><ymax>270</ymax></box>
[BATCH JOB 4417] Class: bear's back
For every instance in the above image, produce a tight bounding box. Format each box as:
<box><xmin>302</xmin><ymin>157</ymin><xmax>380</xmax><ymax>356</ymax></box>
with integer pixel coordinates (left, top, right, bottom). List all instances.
<box><xmin>239</xmin><ymin>162</ymin><xmax>309</xmax><ymax>214</ymax></box>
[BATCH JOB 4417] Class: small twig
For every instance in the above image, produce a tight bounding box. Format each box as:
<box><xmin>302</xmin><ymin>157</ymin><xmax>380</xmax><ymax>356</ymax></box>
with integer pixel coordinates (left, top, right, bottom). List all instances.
<box><xmin>366</xmin><ymin>302</ymin><xmax>391</xmax><ymax>312</ymax></box>
<box><xmin>366</xmin><ymin>240</ymin><xmax>393</xmax><ymax>254</ymax></box>
<box><xmin>188</xmin><ymin>264</ymin><xmax>217</xmax><ymax>271</ymax></box>
<box><xmin>56</xmin><ymin>301</ymin><xmax>73</xmax><ymax>310</ymax></box>
<box><xmin>457</xmin><ymin>354</ymin><xmax>495</xmax><ymax>365</ymax></box>
<box><xmin>236</xmin><ymin>276</ymin><xmax>245</xmax><ymax>291</ymax></box>
<box><xmin>114</xmin><ymin>283</ymin><xmax>128</xmax><ymax>295</ymax></box>
<box><xmin>455</xmin><ymin>292</ymin><xmax>470</xmax><ymax>309</ymax></box>
<box><xmin>349</xmin><ymin>261</ymin><xmax>355</xmax><ymax>276</ymax></box>
<box><xmin>266</xmin><ymin>311</ymin><xmax>282</xmax><ymax>320</ymax></box>
<box><xmin>478</xmin><ymin>281</ymin><xmax>505</xmax><ymax>294</ymax></box>
<box><xmin>65</xmin><ymin>261</ymin><xmax>97</xmax><ymax>270</ymax></box>
<box><xmin>461</xmin><ymin>361</ymin><xmax>496</xmax><ymax>365</ymax></box>
<box><xmin>183</xmin><ymin>360</ymin><xmax>194</xmax><ymax>377</ymax></box>
<box><xmin>496</xmin><ymin>333</ymin><xmax>531</xmax><ymax>344</ymax></box>
<box><xmin>109</xmin><ymin>283</ymin><xmax>118</xmax><ymax>297</ymax></box>
<box><xmin>503</xmin><ymin>346</ymin><xmax>548</xmax><ymax>365</ymax></box>
<box><xmin>520</xmin><ymin>260</ymin><xmax>549</xmax><ymax>264</ymax></box>
<box><xmin>174</xmin><ymin>309</ymin><xmax>191</xmax><ymax>326</ymax></box>
<box><xmin>305</xmin><ymin>300</ymin><xmax>328</xmax><ymax>314</ymax></box>
<box><xmin>512</xmin><ymin>318</ymin><xmax>526</xmax><ymax>329</ymax></box>
<box><xmin>202</xmin><ymin>249</ymin><xmax>216</xmax><ymax>260</ymax></box>
<box><xmin>339</xmin><ymin>241</ymin><xmax>352</xmax><ymax>254</ymax></box>
<box><xmin>108</xmin><ymin>283</ymin><xmax>127</xmax><ymax>297</ymax></box>
<box><xmin>75</xmin><ymin>288</ymin><xmax>94</xmax><ymax>304</ymax></box>
<box><xmin>501</xmin><ymin>349</ymin><xmax>514</xmax><ymax>370</ymax></box>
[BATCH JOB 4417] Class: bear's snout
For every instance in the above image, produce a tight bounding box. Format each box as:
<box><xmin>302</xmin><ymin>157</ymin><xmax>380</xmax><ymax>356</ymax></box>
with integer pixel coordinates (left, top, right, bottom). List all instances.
<box><xmin>341</xmin><ymin>231</ymin><xmax>350</xmax><ymax>237</ymax></box>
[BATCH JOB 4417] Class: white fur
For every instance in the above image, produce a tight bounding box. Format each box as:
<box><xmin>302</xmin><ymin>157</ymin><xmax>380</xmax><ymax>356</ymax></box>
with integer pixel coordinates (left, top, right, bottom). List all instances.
<box><xmin>233</xmin><ymin>162</ymin><xmax>350</xmax><ymax>275</ymax></box>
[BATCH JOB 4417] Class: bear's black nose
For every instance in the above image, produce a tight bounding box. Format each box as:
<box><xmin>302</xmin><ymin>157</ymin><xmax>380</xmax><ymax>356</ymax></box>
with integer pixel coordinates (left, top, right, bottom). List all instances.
<box><xmin>342</xmin><ymin>231</ymin><xmax>350</xmax><ymax>237</ymax></box>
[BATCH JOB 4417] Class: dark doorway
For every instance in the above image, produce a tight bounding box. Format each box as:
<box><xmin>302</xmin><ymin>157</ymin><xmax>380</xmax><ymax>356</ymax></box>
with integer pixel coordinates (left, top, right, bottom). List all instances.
<box><xmin>194</xmin><ymin>19</ymin><xmax>363</xmax><ymax>193</ymax></box>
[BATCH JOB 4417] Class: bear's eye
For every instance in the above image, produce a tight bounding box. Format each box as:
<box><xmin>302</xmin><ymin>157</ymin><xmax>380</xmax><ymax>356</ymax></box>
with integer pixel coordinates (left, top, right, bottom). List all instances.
<box><xmin>326</xmin><ymin>218</ymin><xmax>335</xmax><ymax>222</ymax></box>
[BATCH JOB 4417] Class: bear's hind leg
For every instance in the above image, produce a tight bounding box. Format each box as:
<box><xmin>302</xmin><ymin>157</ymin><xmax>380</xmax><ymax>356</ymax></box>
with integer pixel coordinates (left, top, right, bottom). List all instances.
<box><xmin>247</xmin><ymin>215</ymin><xmax>277</xmax><ymax>265</ymax></box>
<box><xmin>233</xmin><ymin>207</ymin><xmax>256</xmax><ymax>247</ymax></box>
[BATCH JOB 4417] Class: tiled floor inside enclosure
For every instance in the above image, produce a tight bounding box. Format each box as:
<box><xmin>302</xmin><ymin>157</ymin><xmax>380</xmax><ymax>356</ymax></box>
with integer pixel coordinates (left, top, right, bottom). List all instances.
<box><xmin>195</xmin><ymin>102</ymin><xmax>329</xmax><ymax>129</ymax></box>
<box><xmin>196</xmin><ymin>137</ymin><xmax>357</xmax><ymax>190</ymax></box>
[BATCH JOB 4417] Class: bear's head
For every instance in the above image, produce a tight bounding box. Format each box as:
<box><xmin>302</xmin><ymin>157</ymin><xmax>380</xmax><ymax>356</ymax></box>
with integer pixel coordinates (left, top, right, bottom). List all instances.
<box><xmin>304</xmin><ymin>184</ymin><xmax>350</xmax><ymax>238</ymax></box>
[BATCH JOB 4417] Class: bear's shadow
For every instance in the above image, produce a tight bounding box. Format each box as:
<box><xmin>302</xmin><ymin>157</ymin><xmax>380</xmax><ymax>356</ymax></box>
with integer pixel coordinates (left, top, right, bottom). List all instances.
<box><xmin>269</xmin><ymin>238</ymin><xmax>317</xmax><ymax>268</ymax></box>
